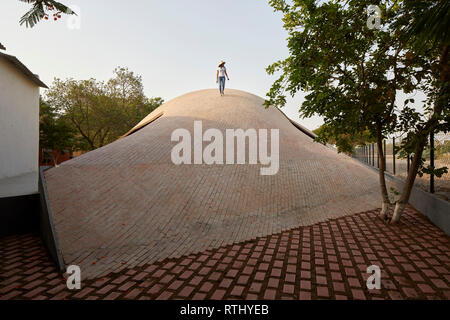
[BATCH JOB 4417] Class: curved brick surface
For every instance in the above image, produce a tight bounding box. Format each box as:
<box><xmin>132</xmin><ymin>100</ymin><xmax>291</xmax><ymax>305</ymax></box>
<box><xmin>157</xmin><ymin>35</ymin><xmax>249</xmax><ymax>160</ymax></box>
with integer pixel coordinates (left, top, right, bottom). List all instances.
<box><xmin>44</xmin><ymin>89</ymin><xmax>381</xmax><ymax>279</ymax></box>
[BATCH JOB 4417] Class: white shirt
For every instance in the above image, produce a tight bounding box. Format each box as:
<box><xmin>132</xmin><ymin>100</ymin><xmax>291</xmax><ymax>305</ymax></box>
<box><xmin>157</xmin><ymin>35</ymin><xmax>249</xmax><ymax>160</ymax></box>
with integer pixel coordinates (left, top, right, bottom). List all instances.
<box><xmin>217</xmin><ymin>66</ymin><xmax>227</xmax><ymax>77</ymax></box>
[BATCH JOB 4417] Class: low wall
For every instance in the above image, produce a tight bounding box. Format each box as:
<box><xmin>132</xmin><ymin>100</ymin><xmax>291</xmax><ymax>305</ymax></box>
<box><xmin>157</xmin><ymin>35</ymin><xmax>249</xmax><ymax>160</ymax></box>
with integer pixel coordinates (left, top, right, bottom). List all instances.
<box><xmin>39</xmin><ymin>166</ymin><xmax>65</xmax><ymax>272</ymax></box>
<box><xmin>356</xmin><ymin>159</ymin><xmax>450</xmax><ymax>236</ymax></box>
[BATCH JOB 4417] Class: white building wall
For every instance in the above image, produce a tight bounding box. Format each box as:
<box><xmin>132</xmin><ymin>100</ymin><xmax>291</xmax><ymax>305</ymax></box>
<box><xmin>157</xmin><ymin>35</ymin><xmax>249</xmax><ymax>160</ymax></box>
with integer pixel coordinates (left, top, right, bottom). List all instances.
<box><xmin>0</xmin><ymin>59</ymin><xmax>39</xmax><ymax>198</ymax></box>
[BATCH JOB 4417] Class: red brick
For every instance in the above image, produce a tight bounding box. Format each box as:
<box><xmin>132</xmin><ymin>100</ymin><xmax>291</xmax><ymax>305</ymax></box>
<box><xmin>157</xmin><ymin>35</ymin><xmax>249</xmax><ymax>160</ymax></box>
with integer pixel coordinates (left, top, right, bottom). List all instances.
<box><xmin>200</xmin><ymin>282</ymin><xmax>214</xmax><ymax>292</ymax></box>
<box><xmin>316</xmin><ymin>276</ymin><xmax>327</xmax><ymax>285</ymax></box>
<box><xmin>198</xmin><ymin>267</ymin><xmax>211</xmax><ymax>275</ymax></box>
<box><xmin>283</xmin><ymin>284</ymin><xmax>295</xmax><ymax>294</ymax></box>
<box><xmin>133</xmin><ymin>272</ymin><xmax>149</xmax><ymax>281</ymax></box>
<box><xmin>118</xmin><ymin>281</ymin><xmax>136</xmax><ymax>291</ymax></box>
<box><xmin>97</xmin><ymin>284</ymin><xmax>116</xmax><ymax>295</ymax></box>
<box><xmin>285</xmin><ymin>273</ymin><xmax>296</xmax><ymax>283</ymax></box>
<box><xmin>193</xmin><ymin>292</ymin><xmax>207</xmax><ymax>299</ymax></box>
<box><xmin>147</xmin><ymin>284</ymin><xmax>163</xmax><ymax>295</ymax></box>
<box><xmin>178</xmin><ymin>286</ymin><xmax>195</xmax><ymax>298</ymax></box>
<box><xmin>402</xmin><ymin>287</ymin><xmax>419</xmax><ymax>298</ymax></box>
<box><xmin>156</xmin><ymin>291</ymin><xmax>173</xmax><ymax>300</ymax></box>
<box><xmin>23</xmin><ymin>286</ymin><xmax>46</xmax><ymax>298</ymax></box>
<box><xmin>347</xmin><ymin>277</ymin><xmax>361</xmax><ymax>288</ymax></box>
<box><xmin>317</xmin><ymin>287</ymin><xmax>329</xmax><ymax>298</ymax></box>
<box><xmin>168</xmin><ymin>280</ymin><xmax>183</xmax><ymax>290</ymax></box>
<box><xmin>226</xmin><ymin>269</ymin><xmax>239</xmax><ymax>278</ymax></box>
<box><xmin>189</xmin><ymin>276</ymin><xmax>203</xmax><ymax>286</ymax></box>
<box><xmin>237</xmin><ymin>275</ymin><xmax>250</xmax><ymax>285</ymax></box>
<box><xmin>351</xmin><ymin>289</ymin><xmax>366</xmax><ymax>300</ymax></box>
<box><xmin>231</xmin><ymin>286</ymin><xmax>245</xmax><ymax>297</ymax></box>
<box><xmin>264</xmin><ymin>289</ymin><xmax>277</xmax><ymax>299</ymax></box>
<box><xmin>179</xmin><ymin>270</ymin><xmax>193</xmax><ymax>280</ymax></box>
<box><xmin>124</xmin><ymin>288</ymin><xmax>142</xmax><ymax>299</ymax></box>
<box><xmin>300</xmin><ymin>280</ymin><xmax>311</xmax><ymax>290</ymax></box>
<box><xmin>268</xmin><ymin>278</ymin><xmax>279</xmax><ymax>288</ymax></box>
<box><xmin>301</xmin><ymin>270</ymin><xmax>311</xmax><ymax>279</ymax></box>
<box><xmin>111</xmin><ymin>275</ymin><xmax>129</xmax><ymax>284</ymax></box>
<box><xmin>249</xmin><ymin>282</ymin><xmax>262</xmax><ymax>292</ymax></box>
<box><xmin>333</xmin><ymin>282</ymin><xmax>345</xmax><ymax>292</ymax></box>
<box><xmin>211</xmin><ymin>289</ymin><xmax>226</xmax><ymax>300</ymax></box>
<box><xmin>254</xmin><ymin>272</ymin><xmax>266</xmax><ymax>281</ymax></box>
<box><xmin>219</xmin><ymin>278</ymin><xmax>232</xmax><ymax>288</ymax></box>
<box><xmin>417</xmin><ymin>284</ymin><xmax>435</xmax><ymax>294</ymax></box>
<box><xmin>299</xmin><ymin>291</ymin><xmax>311</xmax><ymax>300</ymax></box>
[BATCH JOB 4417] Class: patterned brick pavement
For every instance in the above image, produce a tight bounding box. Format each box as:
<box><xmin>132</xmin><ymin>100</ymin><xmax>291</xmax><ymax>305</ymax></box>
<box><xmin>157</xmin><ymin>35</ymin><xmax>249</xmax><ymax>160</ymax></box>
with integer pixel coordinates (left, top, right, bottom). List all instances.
<box><xmin>1</xmin><ymin>206</ymin><xmax>449</xmax><ymax>300</ymax></box>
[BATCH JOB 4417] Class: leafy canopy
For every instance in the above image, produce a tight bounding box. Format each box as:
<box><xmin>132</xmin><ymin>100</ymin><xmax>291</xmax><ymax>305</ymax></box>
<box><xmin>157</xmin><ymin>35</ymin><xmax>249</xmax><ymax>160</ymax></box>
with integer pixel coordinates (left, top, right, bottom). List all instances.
<box><xmin>265</xmin><ymin>1</ymin><xmax>442</xmax><ymax>153</ymax></box>
<box><xmin>45</xmin><ymin>67</ymin><xmax>164</xmax><ymax>151</ymax></box>
<box><xmin>39</xmin><ymin>96</ymin><xmax>75</xmax><ymax>155</ymax></box>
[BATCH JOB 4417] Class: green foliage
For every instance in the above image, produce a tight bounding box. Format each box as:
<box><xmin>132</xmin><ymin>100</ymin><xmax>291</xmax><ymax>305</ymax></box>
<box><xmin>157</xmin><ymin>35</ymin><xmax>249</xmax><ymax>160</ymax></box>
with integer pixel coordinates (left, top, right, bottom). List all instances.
<box><xmin>388</xmin><ymin>186</ymin><xmax>400</xmax><ymax>203</ymax></box>
<box><xmin>266</xmin><ymin>0</ymin><xmax>449</xmax><ymax>183</ymax></box>
<box><xmin>45</xmin><ymin>67</ymin><xmax>163</xmax><ymax>151</ymax></box>
<box><xmin>39</xmin><ymin>96</ymin><xmax>75</xmax><ymax>162</ymax></box>
<box><xmin>392</xmin><ymin>1</ymin><xmax>450</xmax><ymax>179</ymax></box>
<box><xmin>267</xmin><ymin>0</ymin><xmax>449</xmax><ymax>220</ymax></box>
<box><xmin>423</xmin><ymin>140</ymin><xmax>450</xmax><ymax>159</ymax></box>
<box><xmin>19</xmin><ymin>0</ymin><xmax>76</xmax><ymax>28</ymax></box>
<box><xmin>420</xmin><ymin>165</ymin><xmax>448</xmax><ymax>178</ymax></box>
<box><xmin>265</xmin><ymin>1</ymin><xmax>409</xmax><ymax>142</ymax></box>
<box><xmin>402</xmin><ymin>0</ymin><xmax>450</xmax><ymax>48</ymax></box>
<box><xmin>313</xmin><ymin>124</ymin><xmax>375</xmax><ymax>154</ymax></box>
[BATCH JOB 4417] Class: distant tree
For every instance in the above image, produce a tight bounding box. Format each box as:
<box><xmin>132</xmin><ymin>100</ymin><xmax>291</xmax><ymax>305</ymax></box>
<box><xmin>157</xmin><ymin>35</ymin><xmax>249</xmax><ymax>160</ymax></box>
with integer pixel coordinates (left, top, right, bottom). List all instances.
<box><xmin>46</xmin><ymin>67</ymin><xmax>163</xmax><ymax>151</ymax></box>
<box><xmin>105</xmin><ymin>67</ymin><xmax>164</xmax><ymax>137</ymax></box>
<box><xmin>313</xmin><ymin>125</ymin><xmax>375</xmax><ymax>154</ymax></box>
<box><xmin>39</xmin><ymin>97</ymin><xmax>75</xmax><ymax>166</ymax></box>
<box><xmin>19</xmin><ymin>0</ymin><xmax>76</xmax><ymax>28</ymax></box>
<box><xmin>46</xmin><ymin>78</ymin><xmax>109</xmax><ymax>151</ymax></box>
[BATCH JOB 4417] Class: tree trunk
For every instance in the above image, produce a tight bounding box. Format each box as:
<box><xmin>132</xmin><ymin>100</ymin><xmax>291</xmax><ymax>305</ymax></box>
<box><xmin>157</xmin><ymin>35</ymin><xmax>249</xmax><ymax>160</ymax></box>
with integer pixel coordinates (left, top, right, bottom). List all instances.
<box><xmin>392</xmin><ymin>45</ymin><xmax>448</xmax><ymax>223</ymax></box>
<box><xmin>391</xmin><ymin>137</ymin><xmax>426</xmax><ymax>223</ymax></box>
<box><xmin>376</xmin><ymin>122</ymin><xmax>390</xmax><ymax>219</ymax></box>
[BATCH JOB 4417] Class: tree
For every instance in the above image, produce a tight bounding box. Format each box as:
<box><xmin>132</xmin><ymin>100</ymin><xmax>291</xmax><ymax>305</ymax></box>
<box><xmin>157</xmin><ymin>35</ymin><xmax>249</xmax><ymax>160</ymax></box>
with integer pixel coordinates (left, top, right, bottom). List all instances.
<box><xmin>47</xmin><ymin>78</ymin><xmax>110</xmax><ymax>150</ymax></box>
<box><xmin>266</xmin><ymin>0</ymin><xmax>406</xmax><ymax>218</ymax></box>
<box><xmin>105</xmin><ymin>67</ymin><xmax>164</xmax><ymax>137</ymax></box>
<box><xmin>390</xmin><ymin>0</ymin><xmax>450</xmax><ymax>222</ymax></box>
<box><xmin>265</xmin><ymin>0</ymin><xmax>446</xmax><ymax>222</ymax></box>
<box><xmin>313</xmin><ymin>125</ymin><xmax>375</xmax><ymax>154</ymax></box>
<box><xmin>19</xmin><ymin>0</ymin><xmax>76</xmax><ymax>28</ymax></box>
<box><xmin>46</xmin><ymin>67</ymin><xmax>163</xmax><ymax>151</ymax></box>
<box><xmin>39</xmin><ymin>97</ymin><xmax>75</xmax><ymax>166</ymax></box>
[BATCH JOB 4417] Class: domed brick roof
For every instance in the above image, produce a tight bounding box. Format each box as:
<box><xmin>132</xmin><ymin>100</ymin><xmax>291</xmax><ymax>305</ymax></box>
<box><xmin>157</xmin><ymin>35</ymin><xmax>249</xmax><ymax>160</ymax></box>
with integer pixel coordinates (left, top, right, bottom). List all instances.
<box><xmin>44</xmin><ymin>89</ymin><xmax>380</xmax><ymax>279</ymax></box>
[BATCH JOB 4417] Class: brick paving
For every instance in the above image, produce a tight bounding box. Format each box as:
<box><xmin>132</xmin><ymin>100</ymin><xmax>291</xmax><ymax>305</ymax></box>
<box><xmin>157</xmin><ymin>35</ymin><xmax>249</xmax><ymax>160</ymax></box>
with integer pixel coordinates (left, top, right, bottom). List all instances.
<box><xmin>44</xmin><ymin>89</ymin><xmax>382</xmax><ymax>279</ymax></box>
<box><xmin>1</xmin><ymin>206</ymin><xmax>449</xmax><ymax>300</ymax></box>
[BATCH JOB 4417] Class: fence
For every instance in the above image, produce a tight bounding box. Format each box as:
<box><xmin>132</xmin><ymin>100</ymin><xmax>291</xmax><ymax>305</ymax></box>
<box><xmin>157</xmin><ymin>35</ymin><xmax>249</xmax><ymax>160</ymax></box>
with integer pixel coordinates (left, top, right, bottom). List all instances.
<box><xmin>353</xmin><ymin>131</ymin><xmax>450</xmax><ymax>202</ymax></box>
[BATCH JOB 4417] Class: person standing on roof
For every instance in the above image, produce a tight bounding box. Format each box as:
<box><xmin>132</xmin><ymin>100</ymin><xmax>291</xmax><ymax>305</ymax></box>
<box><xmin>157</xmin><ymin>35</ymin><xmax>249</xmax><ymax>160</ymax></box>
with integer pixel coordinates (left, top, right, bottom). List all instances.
<box><xmin>216</xmin><ymin>60</ymin><xmax>229</xmax><ymax>96</ymax></box>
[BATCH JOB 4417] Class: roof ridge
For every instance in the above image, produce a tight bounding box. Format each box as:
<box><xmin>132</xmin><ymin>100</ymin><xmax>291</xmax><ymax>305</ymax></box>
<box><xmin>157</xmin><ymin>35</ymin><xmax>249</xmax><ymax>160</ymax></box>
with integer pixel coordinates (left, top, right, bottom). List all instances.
<box><xmin>0</xmin><ymin>51</ymin><xmax>47</xmax><ymax>88</ymax></box>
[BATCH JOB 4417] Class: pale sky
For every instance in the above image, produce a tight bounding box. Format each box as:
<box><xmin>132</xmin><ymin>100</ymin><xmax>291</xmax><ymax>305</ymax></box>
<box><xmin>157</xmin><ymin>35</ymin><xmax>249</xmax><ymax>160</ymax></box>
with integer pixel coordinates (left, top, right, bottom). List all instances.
<box><xmin>2</xmin><ymin>0</ymin><xmax>427</xmax><ymax>134</ymax></box>
<box><xmin>1</xmin><ymin>0</ymin><xmax>323</xmax><ymax>130</ymax></box>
